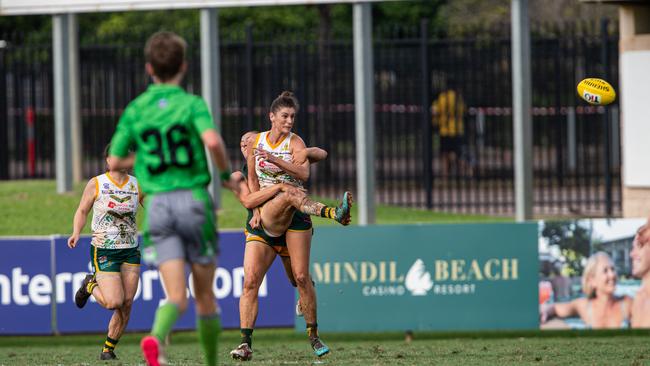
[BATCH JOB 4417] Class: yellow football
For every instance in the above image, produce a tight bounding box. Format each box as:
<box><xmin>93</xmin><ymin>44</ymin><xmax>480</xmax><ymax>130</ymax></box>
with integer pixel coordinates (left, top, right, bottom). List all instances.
<box><xmin>576</xmin><ymin>78</ymin><xmax>616</xmax><ymax>106</ymax></box>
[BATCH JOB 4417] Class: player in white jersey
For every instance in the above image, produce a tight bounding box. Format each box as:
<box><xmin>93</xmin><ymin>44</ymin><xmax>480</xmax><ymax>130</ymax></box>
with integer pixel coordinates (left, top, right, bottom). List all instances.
<box><xmin>245</xmin><ymin>91</ymin><xmax>352</xmax><ymax>358</ymax></box>
<box><xmin>67</xmin><ymin>144</ymin><xmax>143</xmax><ymax>361</ymax></box>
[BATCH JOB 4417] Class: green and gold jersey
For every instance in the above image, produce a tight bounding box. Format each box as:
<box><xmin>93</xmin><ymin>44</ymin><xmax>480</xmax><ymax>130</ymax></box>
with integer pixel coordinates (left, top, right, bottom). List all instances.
<box><xmin>110</xmin><ymin>84</ymin><xmax>215</xmax><ymax>194</ymax></box>
<box><xmin>91</xmin><ymin>173</ymin><xmax>140</xmax><ymax>249</ymax></box>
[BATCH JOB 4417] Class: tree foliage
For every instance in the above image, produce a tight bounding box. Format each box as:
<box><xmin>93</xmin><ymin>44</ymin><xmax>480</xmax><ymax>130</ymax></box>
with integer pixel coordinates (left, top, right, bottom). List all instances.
<box><xmin>0</xmin><ymin>0</ymin><xmax>618</xmax><ymax>44</ymax></box>
<box><xmin>541</xmin><ymin>220</ymin><xmax>592</xmax><ymax>276</ymax></box>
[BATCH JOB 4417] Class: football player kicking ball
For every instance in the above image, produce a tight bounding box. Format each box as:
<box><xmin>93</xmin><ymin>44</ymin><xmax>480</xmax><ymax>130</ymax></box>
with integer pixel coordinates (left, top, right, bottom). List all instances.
<box><xmin>229</xmin><ymin>131</ymin><xmax>345</xmax><ymax>361</ymax></box>
<box><xmin>109</xmin><ymin>31</ymin><xmax>238</xmax><ymax>366</ymax></box>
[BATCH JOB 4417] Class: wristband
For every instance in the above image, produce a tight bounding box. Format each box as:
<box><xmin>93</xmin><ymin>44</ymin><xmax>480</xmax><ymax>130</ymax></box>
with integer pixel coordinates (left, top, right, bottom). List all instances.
<box><xmin>220</xmin><ymin>170</ymin><xmax>232</xmax><ymax>182</ymax></box>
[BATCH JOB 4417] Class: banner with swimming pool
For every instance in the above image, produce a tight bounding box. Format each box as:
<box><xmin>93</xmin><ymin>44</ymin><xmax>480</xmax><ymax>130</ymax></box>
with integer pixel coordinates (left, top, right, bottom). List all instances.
<box><xmin>301</xmin><ymin>223</ymin><xmax>539</xmax><ymax>332</ymax></box>
<box><xmin>0</xmin><ymin>232</ymin><xmax>295</xmax><ymax>334</ymax></box>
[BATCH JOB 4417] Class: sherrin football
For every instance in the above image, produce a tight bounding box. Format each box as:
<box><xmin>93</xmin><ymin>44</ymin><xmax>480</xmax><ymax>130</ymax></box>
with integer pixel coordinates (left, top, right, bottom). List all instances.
<box><xmin>576</xmin><ymin>78</ymin><xmax>616</xmax><ymax>106</ymax></box>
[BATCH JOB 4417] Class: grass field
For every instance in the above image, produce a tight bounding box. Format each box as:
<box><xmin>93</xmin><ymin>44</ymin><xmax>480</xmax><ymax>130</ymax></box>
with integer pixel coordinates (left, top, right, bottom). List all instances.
<box><xmin>1</xmin><ymin>328</ymin><xmax>650</xmax><ymax>365</ymax></box>
<box><xmin>0</xmin><ymin>180</ymin><xmax>510</xmax><ymax>236</ymax></box>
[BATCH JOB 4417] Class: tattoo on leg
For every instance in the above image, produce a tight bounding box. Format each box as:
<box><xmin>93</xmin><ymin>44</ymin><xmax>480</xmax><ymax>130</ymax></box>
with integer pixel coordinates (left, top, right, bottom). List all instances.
<box><xmin>300</xmin><ymin>198</ymin><xmax>326</xmax><ymax>216</ymax></box>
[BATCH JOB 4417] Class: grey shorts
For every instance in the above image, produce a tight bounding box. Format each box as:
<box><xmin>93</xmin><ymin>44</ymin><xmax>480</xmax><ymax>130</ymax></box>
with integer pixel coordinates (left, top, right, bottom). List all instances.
<box><xmin>142</xmin><ymin>189</ymin><xmax>217</xmax><ymax>267</ymax></box>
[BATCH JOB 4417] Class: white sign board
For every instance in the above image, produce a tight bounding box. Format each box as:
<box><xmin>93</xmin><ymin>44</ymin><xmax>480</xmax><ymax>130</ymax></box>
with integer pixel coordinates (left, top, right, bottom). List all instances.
<box><xmin>1</xmin><ymin>0</ymin><xmax>387</xmax><ymax>15</ymax></box>
<box><xmin>622</xmin><ymin>50</ymin><xmax>650</xmax><ymax>187</ymax></box>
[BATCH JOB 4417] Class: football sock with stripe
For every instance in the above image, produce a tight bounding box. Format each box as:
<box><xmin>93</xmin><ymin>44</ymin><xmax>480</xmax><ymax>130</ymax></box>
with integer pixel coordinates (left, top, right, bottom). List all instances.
<box><xmin>151</xmin><ymin>303</ymin><xmax>180</xmax><ymax>343</ymax></box>
<box><xmin>87</xmin><ymin>280</ymin><xmax>98</xmax><ymax>294</ymax></box>
<box><xmin>102</xmin><ymin>336</ymin><xmax>118</xmax><ymax>353</ymax></box>
<box><xmin>197</xmin><ymin>313</ymin><xmax>221</xmax><ymax>366</ymax></box>
<box><xmin>240</xmin><ymin>328</ymin><xmax>254</xmax><ymax>348</ymax></box>
<box><xmin>298</xmin><ymin>198</ymin><xmax>336</xmax><ymax>219</ymax></box>
<box><xmin>306</xmin><ymin>323</ymin><xmax>319</xmax><ymax>340</ymax></box>
<box><xmin>319</xmin><ymin>207</ymin><xmax>337</xmax><ymax>219</ymax></box>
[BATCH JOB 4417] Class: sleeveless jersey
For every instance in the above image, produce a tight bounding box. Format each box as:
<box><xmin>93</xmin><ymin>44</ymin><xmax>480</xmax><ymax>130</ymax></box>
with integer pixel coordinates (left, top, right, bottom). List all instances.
<box><xmin>253</xmin><ymin>131</ymin><xmax>303</xmax><ymax>189</ymax></box>
<box><xmin>91</xmin><ymin>173</ymin><xmax>140</xmax><ymax>249</ymax></box>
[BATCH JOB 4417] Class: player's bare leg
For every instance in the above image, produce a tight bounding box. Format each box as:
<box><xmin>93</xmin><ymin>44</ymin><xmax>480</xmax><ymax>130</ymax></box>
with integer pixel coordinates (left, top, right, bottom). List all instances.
<box><xmin>280</xmin><ymin>256</ymin><xmax>314</xmax><ymax>317</ymax></box>
<box><xmin>287</xmin><ymin>230</ymin><xmax>329</xmax><ymax>357</ymax></box>
<box><xmin>100</xmin><ymin>265</ymin><xmax>139</xmax><ymax>360</ymax></box>
<box><xmin>259</xmin><ymin>190</ymin><xmax>352</xmax><ymax>237</ymax></box>
<box><xmin>283</xmin><ymin>189</ymin><xmax>353</xmax><ymax>226</ymax></box>
<box><xmin>258</xmin><ymin>193</ymin><xmax>296</xmax><ymax>237</ymax></box>
<box><xmin>231</xmin><ymin>241</ymin><xmax>276</xmax><ymax>361</ymax></box>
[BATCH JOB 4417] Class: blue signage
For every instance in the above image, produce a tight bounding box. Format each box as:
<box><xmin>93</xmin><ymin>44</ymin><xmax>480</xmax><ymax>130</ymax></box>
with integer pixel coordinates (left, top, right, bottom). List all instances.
<box><xmin>0</xmin><ymin>232</ymin><xmax>295</xmax><ymax>334</ymax></box>
<box><xmin>0</xmin><ymin>238</ymin><xmax>53</xmax><ymax>335</ymax></box>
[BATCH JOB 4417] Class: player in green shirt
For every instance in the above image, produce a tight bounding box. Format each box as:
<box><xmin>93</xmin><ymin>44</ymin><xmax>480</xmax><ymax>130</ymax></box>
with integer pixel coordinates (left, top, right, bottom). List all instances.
<box><xmin>109</xmin><ymin>31</ymin><xmax>238</xmax><ymax>366</ymax></box>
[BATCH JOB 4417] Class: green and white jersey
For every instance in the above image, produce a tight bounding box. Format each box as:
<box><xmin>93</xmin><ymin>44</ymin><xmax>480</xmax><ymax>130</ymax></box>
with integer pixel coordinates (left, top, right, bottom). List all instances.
<box><xmin>253</xmin><ymin>131</ymin><xmax>303</xmax><ymax>189</ymax></box>
<box><xmin>91</xmin><ymin>173</ymin><xmax>140</xmax><ymax>249</ymax></box>
<box><xmin>110</xmin><ymin>84</ymin><xmax>215</xmax><ymax>194</ymax></box>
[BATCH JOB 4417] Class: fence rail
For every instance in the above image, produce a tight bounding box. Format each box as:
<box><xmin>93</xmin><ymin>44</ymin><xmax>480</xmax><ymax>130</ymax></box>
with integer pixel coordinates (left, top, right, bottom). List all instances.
<box><xmin>0</xmin><ymin>20</ymin><xmax>621</xmax><ymax>216</ymax></box>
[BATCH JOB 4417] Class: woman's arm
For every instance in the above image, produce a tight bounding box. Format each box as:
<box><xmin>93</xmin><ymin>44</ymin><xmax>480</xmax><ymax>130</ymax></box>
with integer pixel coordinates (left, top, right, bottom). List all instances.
<box><xmin>232</xmin><ymin>171</ymin><xmax>284</xmax><ymax>209</ymax></box>
<box><xmin>68</xmin><ymin>179</ymin><xmax>96</xmax><ymax>248</ymax></box>
<box><xmin>307</xmin><ymin>147</ymin><xmax>328</xmax><ymax>163</ymax></box>
<box><xmin>541</xmin><ymin>299</ymin><xmax>582</xmax><ymax>323</ymax></box>
<box><xmin>247</xmin><ymin>135</ymin><xmax>261</xmax><ymax>193</ymax></box>
<box><xmin>293</xmin><ymin>147</ymin><xmax>328</xmax><ymax>165</ymax></box>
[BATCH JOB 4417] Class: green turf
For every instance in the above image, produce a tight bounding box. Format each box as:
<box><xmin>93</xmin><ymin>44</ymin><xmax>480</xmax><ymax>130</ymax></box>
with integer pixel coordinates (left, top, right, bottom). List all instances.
<box><xmin>0</xmin><ymin>328</ymin><xmax>649</xmax><ymax>365</ymax></box>
<box><xmin>0</xmin><ymin>180</ymin><xmax>510</xmax><ymax>236</ymax></box>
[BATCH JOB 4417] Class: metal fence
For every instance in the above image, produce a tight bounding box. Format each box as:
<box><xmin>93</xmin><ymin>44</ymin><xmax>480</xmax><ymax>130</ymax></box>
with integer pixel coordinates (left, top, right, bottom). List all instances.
<box><xmin>0</xmin><ymin>19</ymin><xmax>621</xmax><ymax>216</ymax></box>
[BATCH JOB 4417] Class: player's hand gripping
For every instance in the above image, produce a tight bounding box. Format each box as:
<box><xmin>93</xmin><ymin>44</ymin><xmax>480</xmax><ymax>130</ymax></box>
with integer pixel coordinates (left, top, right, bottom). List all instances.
<box><xmin>222</xmin><ymin>174</ymin><xmax>241</xmax><ymax>195</ymax></box>
<box><xmin>67</xmin><ymin>234</ymin><xmax>80</xmax><ymax>248</ymax></box>
<box><xmin>254</xmin><ymin>148</ymin><xmax>279</xmax><ymax>164</ymax></box>
<box><xmin>249</xmin><ymin>209</ymin><xmax>262</xmax><ymax>229</ymax></box>
<box><xmin>292</xmin><ymin>148</ymin><xmax>308</xmax><ymax>165</ymax></box>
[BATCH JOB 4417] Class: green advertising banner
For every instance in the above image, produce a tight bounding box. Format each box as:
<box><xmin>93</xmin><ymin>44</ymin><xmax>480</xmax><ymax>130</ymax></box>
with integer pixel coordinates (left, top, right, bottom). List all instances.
<box><xmin>299</xmin><ymin>223</ymin><xmax>538</xmax><ymax>332</ymax></box>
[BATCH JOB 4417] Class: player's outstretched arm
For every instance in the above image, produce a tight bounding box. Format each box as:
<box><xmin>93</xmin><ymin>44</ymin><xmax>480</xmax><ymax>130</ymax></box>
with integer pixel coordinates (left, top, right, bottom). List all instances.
<box><xmin>233</xmin><ymin>172</ymin><xmax>292</xmax><ymax>209</ymax></box>
<box><xmin>68</xmin><ymin>179</ymin><xmax>96</xmax><ymax>248</ymax></box>
<box><xmin>247</xmin><ymin>137</ymin><xmax>261</xmax><ymax>193</ymax></box>
<box><xmin>201</xmin><ymin>129</ymin><xmax>230</xmax><ymax>174</ymax></box>
<box><xmin>294</xmin><ymin>147</ymin><xmax>328</xmax><ymax>165</ymax></box>
<box><xmin>307</xmin><ymin>147</ymin><xmax>328</xmax><ymax>163</ymax></box>
<box><xmin>202</xmin><ymin>129</ymin><xmax>240</xmax><ymax>193</ymax></box>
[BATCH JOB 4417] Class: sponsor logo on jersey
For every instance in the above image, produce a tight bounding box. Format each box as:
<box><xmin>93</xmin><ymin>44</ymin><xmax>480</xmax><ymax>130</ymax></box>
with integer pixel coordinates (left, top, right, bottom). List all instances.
<box><xmin>107</xmin><ymin>201</ymin><xmax>116</xmax><ymax>208</ymax></box>
<box><xmin>103</xmin><ymin>183</ymin><xmax>110</xmax><ymax>189</ymax></box>
<box><xmin>109</xmin><ymin>195</ymin><xmax>132</xmax><ymax>203</ymax></box>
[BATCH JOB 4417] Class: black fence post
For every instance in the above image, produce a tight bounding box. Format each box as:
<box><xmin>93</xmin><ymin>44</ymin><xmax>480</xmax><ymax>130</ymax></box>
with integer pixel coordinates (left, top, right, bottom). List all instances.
<box><xmin>0</xmin><ymin>47</ymin><xmax>7</xmax><ymax>179</ymax></box>
<box><xmin>245</xmin><ymin>23</ymin><xmax>254</xmax><ymax>132</ymax></box>
<box><xmin>421</xmin><ymin>18</ymin><xmax>433</xmax><ymax>209</ymax></box>
<box><xmin>601</xmin><ymin>18</ymin><xmax>612</xmax><ymax>217</ymax></box>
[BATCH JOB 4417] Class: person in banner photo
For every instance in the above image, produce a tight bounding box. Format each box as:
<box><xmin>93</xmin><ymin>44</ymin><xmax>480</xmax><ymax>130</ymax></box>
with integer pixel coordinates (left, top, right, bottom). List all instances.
<box><xmin>108</xmin><ymin>31</ymin><xmax>239</xmax><ymax>366</ymax></box>
<box><xmin>540</xmin><ymin>252</ymin><xmax>632</xmax><ymax>329</ymax></box>
<box><xmin>631</xmin><ymin>227</ymin><xmax>650</xmax><ymax>327</ymax></box>
<box><xmin>68</xmin><ymin>144</ymin><xmax>142</xmax><ymax>360</ymax></box>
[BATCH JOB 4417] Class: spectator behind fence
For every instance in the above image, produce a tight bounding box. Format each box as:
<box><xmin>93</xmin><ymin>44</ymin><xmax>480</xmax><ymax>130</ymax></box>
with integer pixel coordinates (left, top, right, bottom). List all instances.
<box><xmin>431</xmin><ymin>79</ymin><xmax>472</xmax><ymax>177</ymax></box>
<box><xmin>631</xmin><ymin>228</ymin><xmax>650</xmax><ymax>328</ymax></box>
<box><xmin>540</xmin><ymin>252</ymin><xmax>632</xmax><ymax>329</ymax></box>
